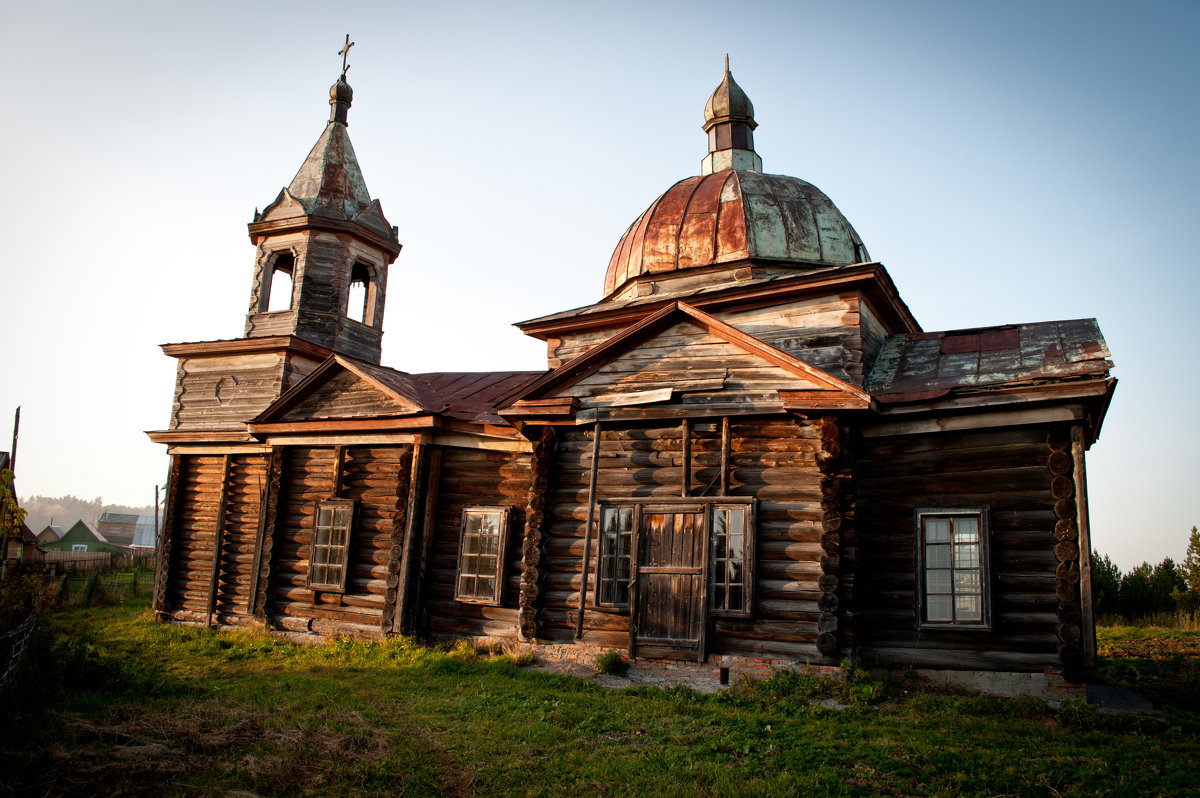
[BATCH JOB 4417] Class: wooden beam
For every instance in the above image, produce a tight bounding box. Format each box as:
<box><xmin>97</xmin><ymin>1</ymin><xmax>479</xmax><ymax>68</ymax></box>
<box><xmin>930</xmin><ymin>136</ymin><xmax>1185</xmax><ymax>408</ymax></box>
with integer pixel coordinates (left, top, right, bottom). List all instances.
<box><xmin>720</xmin><ymin>416</ymin><xmax>730</xmax><ymax>497</ymax></box>
<box><xmin>333</xmin><ymin>445</ymin><xmax>345</xmax><ymax>498</ymax></box>
<box><xmin>416</xmin><ymin>449</ymin><xmax>442</xmax><ymax>636</ymax></box>
<box><xmin>682</xmin><ymin>418</ymin><xmax>691</xmax><ymax>498</ymax></box>
<box><xmin>1072</xmin><ymin>425</ymin><xmax>1097</xmax><ymax>668</ymax></box>
<box><xmin>152</xmin><ymin>455</ymin><xmax>181</xmax><ymax>615</ymax></box>
<box><xmin>248</xmin><ymin>416</ymin><xmax>439</xmax><ymax>434</ymax></box>
<box><xmin>395</xmin><ymin>441</ymin><xmax>428</xmax><ymax>635</ymax></box>
<box><xmin>206</xmin><ymin>455</ymin><xmax>233</xmax><ymax>626</ymax></box>
<box><xmin>248</xmin><ymin>446</ymin><xmax>283</xmax><ymax>620</ymax></box>
<box><xmin>861</xmin><ymin>405</ymin><xmax>1084</xmax><ymax>439</ymax></box>
<box><xmin>575</xmin><ymin>421</ymin><xmax>602</xmax><ymax>639</ymax></box>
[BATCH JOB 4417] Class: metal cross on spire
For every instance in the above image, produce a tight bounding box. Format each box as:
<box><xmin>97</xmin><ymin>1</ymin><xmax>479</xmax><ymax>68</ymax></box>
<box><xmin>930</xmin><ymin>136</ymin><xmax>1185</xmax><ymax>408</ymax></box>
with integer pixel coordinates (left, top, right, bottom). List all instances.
<box><xmin>339</xmin><ymin>34</ymin><xmax>355</xmax><ymax>77</ymax></box>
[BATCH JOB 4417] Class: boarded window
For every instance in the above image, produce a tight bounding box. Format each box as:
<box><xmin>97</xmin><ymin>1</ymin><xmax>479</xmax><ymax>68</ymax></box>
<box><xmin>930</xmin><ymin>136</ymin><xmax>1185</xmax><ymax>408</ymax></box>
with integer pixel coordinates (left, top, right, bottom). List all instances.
<box><xmin>308</xmin><ymin>500</ymin><xmax>354</xmax><ymax>592</ymax></box>
<box><xmin>596</xmin><ymin>506</ymin><xmax>634</xmax><ymax>608</ymax></box>
<box><xmin>917</xmin><ymin>508</ymin><xmax>989</xmax><ymax>628</ymax></box>
<box><xmin>455</xmin><ymin>507</ymin><xmax>510</xmax><ymax>605</ymax></box>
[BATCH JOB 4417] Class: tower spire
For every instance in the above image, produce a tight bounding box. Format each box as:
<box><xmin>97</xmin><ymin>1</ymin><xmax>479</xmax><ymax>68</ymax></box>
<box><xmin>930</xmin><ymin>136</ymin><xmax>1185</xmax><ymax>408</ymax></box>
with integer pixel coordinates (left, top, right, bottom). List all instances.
<box><xmin>329</xmin><ymin>34</ymin><xmax>355</xmax><ymax>126</ymax></box>
<box><xmin>701</xmin><ymin>56</ymin><xmax>761</xmax><ymax>175</ymax></box>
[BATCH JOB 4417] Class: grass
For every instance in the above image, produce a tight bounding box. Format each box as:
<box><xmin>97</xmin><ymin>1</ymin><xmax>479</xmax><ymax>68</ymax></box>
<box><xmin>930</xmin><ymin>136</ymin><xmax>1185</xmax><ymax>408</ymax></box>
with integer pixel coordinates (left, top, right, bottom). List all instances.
<box><xmin>1</xmin><ymin>602</ymin><xmax>1198</xmax><ymax>796</ymax></box>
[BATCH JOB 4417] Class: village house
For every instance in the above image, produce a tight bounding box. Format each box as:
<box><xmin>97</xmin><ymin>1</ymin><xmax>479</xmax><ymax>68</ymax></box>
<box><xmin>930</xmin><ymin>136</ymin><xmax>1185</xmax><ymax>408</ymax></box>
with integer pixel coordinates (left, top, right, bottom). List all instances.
<box><xmin>148</xmin><ymin>53</ymin><xmax>1115</xmax><ymax>690</ymax></box>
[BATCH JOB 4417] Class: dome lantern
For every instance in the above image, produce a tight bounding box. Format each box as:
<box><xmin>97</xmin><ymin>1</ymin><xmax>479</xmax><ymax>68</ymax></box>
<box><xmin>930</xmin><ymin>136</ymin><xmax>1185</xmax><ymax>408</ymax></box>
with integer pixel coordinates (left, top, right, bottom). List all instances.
<box><xmin>701</xmin><ymin>55</ymin><xmax>762</xmax><ymax>175</ymax></box>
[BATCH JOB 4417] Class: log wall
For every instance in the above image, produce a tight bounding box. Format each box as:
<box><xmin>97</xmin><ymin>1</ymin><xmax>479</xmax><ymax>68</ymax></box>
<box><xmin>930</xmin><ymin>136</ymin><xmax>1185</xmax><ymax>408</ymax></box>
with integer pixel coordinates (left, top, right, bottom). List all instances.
<box><xmin>538</xmin><ymin>417</ymin><xmax>832</xmax><ymax>663</ymax></box>
<box><xmin>422</xmin><ymin>446</ymin><xmax>532</xmax><ymax>642</ymax></box>
<box><xmin>855</xmin><ymin>424</ymin><xmax>1073</xmax><ymax>672</ymax></box>
<box><xmin>267</xmin><ymin>444</ymin><xmax>412</xmax><ymax>638</ymax></box>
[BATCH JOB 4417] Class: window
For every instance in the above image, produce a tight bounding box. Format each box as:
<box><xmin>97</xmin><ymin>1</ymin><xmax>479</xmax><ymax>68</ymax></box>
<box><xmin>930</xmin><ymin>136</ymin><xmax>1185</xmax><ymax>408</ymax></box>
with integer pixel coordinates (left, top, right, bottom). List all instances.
<box><xmin>71</xmin><ymin>544</ymin><xmax>87</xmax><ymax>552</ymax></box>
<box><xmin>262</xmin><ymin>253</ymin><xmax>295</xmax><ymax>312</ymax></box>
<box><xmin>710</xmin><ymin>505</ymin><xmax>752</xmax><ymax>616</ymax></box>
<box><xmin>348</xmin><ymin>261</ymin><xmax>375</xmax><ymax>324</ymax></box>
<box><xmin>593</xmin><ymin>500</ymin><xmax>754</xmax><ymax>616</ymax></box>
<box><xmin>596</xmin><ymin>506</ymin><xmax>634</xmax><ymax>608</ymax></box>
<box><xmin>917</xmin><ymin>508</ymin><xmax>989</xmax><ymax>628</ymax></box>
<box><xmin>308</xmin><ymin>500</ymin><xmax>354</xmax><ymax>592</ymax></box>
<box><xmin>455</xmin><ymin>507</ymin><xmax>510</xmax><ymax>604</ymax></box>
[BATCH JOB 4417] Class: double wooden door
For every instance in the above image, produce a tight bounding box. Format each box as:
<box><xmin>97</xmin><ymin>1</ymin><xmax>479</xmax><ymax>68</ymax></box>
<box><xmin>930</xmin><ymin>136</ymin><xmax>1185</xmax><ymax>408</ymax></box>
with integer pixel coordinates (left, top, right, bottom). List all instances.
<box><xmin>630</xmin><ymin>505</ymin><xmax>707</xmax><ymax>661</ymax></box>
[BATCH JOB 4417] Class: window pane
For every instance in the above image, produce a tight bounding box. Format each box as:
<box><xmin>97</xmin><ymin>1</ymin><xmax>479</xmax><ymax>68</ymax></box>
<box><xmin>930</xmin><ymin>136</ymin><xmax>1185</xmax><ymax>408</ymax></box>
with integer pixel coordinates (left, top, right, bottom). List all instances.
<box><xmin>954</xmin><ymin>543</ymin><xmax>980</xmax><ymax>569</ymax></box>
<box><xmin>953</xmin><ymin>517</ymin><xmax>979</xmax><ymax>542</ymax></box>
<box><xmin>618</xmin><ymin>531</ymin><xmax>631</xmax><ymax>557</ymax></box>
<box><xmin>714</xmin><ymin>533</ymin><xmax>727</xmax><ymax>560</ymax></box>
<box><xmin>729</xmin><ymin>509</ymin><xmax>744</xmax><ymax>531</ymax></box>
<box><xmin>615</xmin><ymin>581</ymin><xmax>629</xmax><ymax>606</ymax></box>
<box><xmin>927</xmin><ymin>595</ymin><xmax>953</xmax><ymax>622</ymax></box>
<box><xmin>728</xmin><ymin>585</ymin><xmax>743</xmax><ymax>611</ymax></box>
<box><xmin>728</xmin><ymin>533</ymin><xmax>743</xmax><ymax>560</ymax></box>
<box><xmin>926</xmin><ymin>569</ymin><xmax>951</xmax><ymax>594</ymax></box>
<box><xmin>602</xmin><ymin>509</ymin><xmax>618</xmax><ymax>533</ymax></box>
<box><xmin>728</xmin><ymin>560</ymin><xmax>743</xmax><ymax>586</ymax></box>
<box><xmin>713</xmin><ymin>510</ymin><xmax>727</xmax><ymax>537</ymax></box>
<box><xmin>954</xmin><ymin>570</ymin><xmax>981</xmax><ymax>594</ymax></box>
<box><xmin>466</xmin><ymin>514</ymin><xmax>482</xmax><ymax>535</ymax></box>
<box><xmin>925</xmin><ymin>544</ymin><xmax>951</xmax><ymax>569</ymax></box>
<box><xmin>925</xmin><ymin>518</ymin><xmax>951</xmax><ymax>543</ymax></box>
<box><xmin>477</xmin><ymin>576</ymin><xmax>495</xmax><ymax>597</ymax></box>
<box><xmin>956</xmin><ymin>595</ymin><xmax>981</xmax><ymax>622</ymax></box>
<box><xmin>712</xmin><ymin>585</ymin><xmax>726</xmax><ymax>610</ymax></box>
<box><xmin>599</xmin><ymin>581</ymin><xmax>613</xmax><ymax>605</ymax></box>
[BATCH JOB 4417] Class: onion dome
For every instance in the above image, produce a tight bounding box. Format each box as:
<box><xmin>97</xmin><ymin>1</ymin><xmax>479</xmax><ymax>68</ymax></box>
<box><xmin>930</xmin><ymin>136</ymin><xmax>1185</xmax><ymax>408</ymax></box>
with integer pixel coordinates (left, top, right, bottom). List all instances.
<box><xmin>602</xmin><ymin>59</ymin><xmax>869</xmax><ymax>299</ymax></box>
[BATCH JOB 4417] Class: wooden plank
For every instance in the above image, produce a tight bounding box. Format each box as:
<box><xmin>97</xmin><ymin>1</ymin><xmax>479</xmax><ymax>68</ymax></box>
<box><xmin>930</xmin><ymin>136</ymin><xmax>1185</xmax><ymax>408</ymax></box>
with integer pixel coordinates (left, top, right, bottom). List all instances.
<box><xmin>1072</xmin><ymin>425</ymin><xmax>1097</xmax><ymax>667</ymax></box>
<box><xmin>863</xmin><ymin>405</ymin><xmax>1084</xmax><ymax>438</ymax></box>
<box><xmin>205</xmin><ymin>455</ymin><xmax>233</xmax><ymax>625</ymax></box>
<box><xmin>575</xmin><ymin>422</ymin><xmax>601</xmax><ymax>639</ymax></box>
<box><xmin>395</xmin><ymin>442</ymin><xmax>425</xmax><ymax>634</ymax></box>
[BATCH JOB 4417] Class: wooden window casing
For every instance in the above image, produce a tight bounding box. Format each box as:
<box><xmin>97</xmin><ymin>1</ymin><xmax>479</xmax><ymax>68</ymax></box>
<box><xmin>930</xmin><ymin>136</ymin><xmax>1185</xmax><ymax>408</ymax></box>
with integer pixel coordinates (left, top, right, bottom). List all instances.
<box><xmin>916</xmin><ymin>507</ymin><xmax>990</xmax><ymax>629</ymax></box>
<box><xmin>592</xmin><ymin>498</ymin><xmax>755</xmax><ymax>616</ymax></box>
<box><xmin>595</xmin><ymin>505</ymin><xmax>636</xmax><ymax>610</ymax></box>
<box><xmin>709</xmin><ymin>504</ymin><xmax>754</xmax><ymax>618</ymax></box>
<box><xmin>307</xmin><ymin>499</ymin><xmax>354</xmax><ymax>593</ymax></box>
<box><xmin>455</xmin><ymin>507</ymin><xmax>511</xmax><ymax>605</ymax></box>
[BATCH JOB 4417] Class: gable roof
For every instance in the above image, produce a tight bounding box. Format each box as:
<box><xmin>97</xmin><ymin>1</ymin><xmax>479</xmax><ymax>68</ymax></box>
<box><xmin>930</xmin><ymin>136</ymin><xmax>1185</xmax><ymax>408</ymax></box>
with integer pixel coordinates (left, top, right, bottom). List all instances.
<box><xmin>505</xmin><ymin>300</ymin><xmax>871</xmax><ymax>414</ymax></box>
<box><xmin>867</xmin><ymin>319</ymin><xmax>1113</xmax><ymax>404</ymax></box>
<box><xmin>413</xmin><ymin>371</ymin><xmax>544</xmax><ymax>425</ymax></box>
<box><xmin>251</xmin><ymin>354</ymin><xmax>447</xmax><ymax>425</ymax></box>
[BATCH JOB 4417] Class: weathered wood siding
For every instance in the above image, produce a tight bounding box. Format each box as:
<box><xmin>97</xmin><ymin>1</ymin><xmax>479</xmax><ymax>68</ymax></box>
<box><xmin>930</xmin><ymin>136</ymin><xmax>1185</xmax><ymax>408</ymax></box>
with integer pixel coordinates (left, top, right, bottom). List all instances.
<box><xmin>282</xmin><ymin>370</ymin><xmax>412</xmax><ymax>420</ymax></box>
<box><xmin>558</xmin><ymin>321</ymin><xmax>828</xmax><ymax>410</ymax></box>
<box><xmin>547</xmin><ymin>292</ymin><xmax>870</xmax><ymax>386</ymax></box>
<box><xmin>170</xmin><ymin>350</ymin><xmax>323</xmax><ymax>432</ymax></box>
<box><xmin>422</xmin><ymin>447</ymin><xmax>532</xmax><ymax>641</ymax></box>
<box><xmin>855</xmin><ymin>425</ymin><xmax>1069</xmax><ymax>672</ymax></box>
<box><xmin>268</xmin><ymin>444</ymin><xmax>412</xmax><ymax>638</ymax></box>
<box><xmin>538</xmin><ymin>418</ymin><xmax>833</xmax><ymax>662</ymax></box>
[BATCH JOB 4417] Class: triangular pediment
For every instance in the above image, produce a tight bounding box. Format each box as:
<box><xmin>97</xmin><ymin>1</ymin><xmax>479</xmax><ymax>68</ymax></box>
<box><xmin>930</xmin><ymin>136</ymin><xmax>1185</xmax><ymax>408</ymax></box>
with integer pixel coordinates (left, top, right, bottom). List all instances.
<box><xmin>252</xmin><ymin>355</ymin><xmax>443</xmax><ymax>426</ymax></box>
<box><xmin>504</xmin><ymin>301</ymin><xmax>871</xmax><ymax>418</ymax></box>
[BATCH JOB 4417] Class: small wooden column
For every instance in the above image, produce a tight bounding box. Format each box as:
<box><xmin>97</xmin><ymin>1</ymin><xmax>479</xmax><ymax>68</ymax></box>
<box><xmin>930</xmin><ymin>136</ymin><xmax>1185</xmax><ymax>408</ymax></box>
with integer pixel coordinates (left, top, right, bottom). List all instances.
<box><xmin>205</xmin><ymin>455</ymin><xmax>234</xmax><ymax>627</ymax></box>
<box><xmin>152</xmin><ymin>455</ymin><xmax>182</xmax><ymax>616</ymax></box>
<box><xmin>1071</xmin><ymin>425</ymin><xmax>1097</xmax><ymax>668</ymax></box>
<box><xmin>575</xmin><ymin>421</ymin><xmax>602</xmax><ymax>639</ymax></box>
<box><xmin>382</xmin><ymin>445</ymin><xmax>416</xmax><ymax>635</ymax></box>
<box><xmin>394</xmin><ymin>440</ymin><xmax>429</xmax><ymax>635</ymax></box>
<box><xmin>518</xmin><ymin>426</ymin><xmax>555</xmax><ymax>642</ymax></box>
<box><xmin>249</xmin><ymin>446</ymin><xmax>285</xmax><ymax>623</ymax></box>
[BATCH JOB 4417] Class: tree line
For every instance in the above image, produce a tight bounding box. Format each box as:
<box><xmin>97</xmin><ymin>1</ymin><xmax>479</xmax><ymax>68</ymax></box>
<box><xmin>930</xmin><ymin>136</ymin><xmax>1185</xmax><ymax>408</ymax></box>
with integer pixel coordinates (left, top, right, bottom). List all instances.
<box><xmin>1092</xmin><ymin>526</ymin><xmax>1200</xmax><ymax>621</ymax></box>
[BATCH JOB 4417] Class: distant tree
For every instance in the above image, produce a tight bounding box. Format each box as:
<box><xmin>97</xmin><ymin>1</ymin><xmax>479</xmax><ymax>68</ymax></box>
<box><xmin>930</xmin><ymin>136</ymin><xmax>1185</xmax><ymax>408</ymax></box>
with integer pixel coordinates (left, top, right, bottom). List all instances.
<box><xmin>1176</xmin><ymin>527</ymin><xmax>1200</xmax><ymax>614</ymax></box>
<box><xmin>1150</xmin><ymin>558</ymin><xmax>1186</xmax><ymax>614</ymax></box>
<box><xmin>1119</xmin><ymin>562</ymin><xmax>1155</xmax><ymax>619</ymax></box>
<box><xmin>1091</xmin><ymin>551</ymin><xmax>1122</xmax><ymax>618</ymax></box>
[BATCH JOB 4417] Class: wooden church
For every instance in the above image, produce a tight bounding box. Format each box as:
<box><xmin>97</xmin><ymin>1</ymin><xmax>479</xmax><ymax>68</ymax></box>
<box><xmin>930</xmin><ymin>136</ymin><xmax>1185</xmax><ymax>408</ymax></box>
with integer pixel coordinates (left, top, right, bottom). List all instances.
<box><xmin>149</xmin><ymin>52</ymin><xmax>1115</xmax><ymax>685</ymax></box>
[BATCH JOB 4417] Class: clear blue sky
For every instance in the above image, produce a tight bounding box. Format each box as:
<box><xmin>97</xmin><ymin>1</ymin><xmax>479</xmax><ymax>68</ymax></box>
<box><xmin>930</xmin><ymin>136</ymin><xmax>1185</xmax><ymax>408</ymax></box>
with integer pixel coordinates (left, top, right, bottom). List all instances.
<box><xmin>1</xmin><ymin>0</ymin><xmax>1196</xmax><ymax>573</ymax></box>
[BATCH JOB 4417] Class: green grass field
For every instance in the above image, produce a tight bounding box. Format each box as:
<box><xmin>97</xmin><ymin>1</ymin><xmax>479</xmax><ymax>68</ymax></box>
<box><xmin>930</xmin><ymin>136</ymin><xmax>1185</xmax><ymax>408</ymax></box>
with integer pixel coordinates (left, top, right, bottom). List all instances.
<box><xmin>2</xmin><ymin>600</ymin><xmax>1197</xmax><ymax>796</ymax></box>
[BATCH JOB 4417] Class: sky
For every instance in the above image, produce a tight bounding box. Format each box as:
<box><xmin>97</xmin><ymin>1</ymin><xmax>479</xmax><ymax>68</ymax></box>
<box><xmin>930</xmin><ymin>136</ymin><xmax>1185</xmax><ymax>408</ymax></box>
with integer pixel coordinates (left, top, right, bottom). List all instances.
<box><xmin>0</xmin><ymin>0</ymin><xmax>1196</xmax><ymax>572</ymax></box>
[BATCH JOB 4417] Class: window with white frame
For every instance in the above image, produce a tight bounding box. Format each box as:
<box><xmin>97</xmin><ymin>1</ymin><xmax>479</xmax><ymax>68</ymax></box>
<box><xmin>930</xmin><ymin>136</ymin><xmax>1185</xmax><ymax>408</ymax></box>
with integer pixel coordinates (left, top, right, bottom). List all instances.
<box><xmin>71</xmin><ymin>543</ymin><xmax>87</xmax><ymax>553</ymax></box>
<box><xmin>596</xmin><ymin>506</ymin><xmax>634</xmax><ymax>608</ymax></box>
<box><xmin>308</xmin><ymin>500</ymin><xmax>354</xmax><ymax>592</ymax></box>
<box><xmin>455</xmin><ymin>507</ymin><xmax>510</xmax><ymax>605</ymax></box>
<box><xmin>917</xmin><ymin>508</ymin><xmax>989</xmax><ymax>628</ymax></box>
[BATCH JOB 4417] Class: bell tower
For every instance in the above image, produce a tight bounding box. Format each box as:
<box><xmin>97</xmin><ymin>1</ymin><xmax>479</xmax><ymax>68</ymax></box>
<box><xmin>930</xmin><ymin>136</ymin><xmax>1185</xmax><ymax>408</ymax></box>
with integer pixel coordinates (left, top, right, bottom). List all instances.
<box><xmin>243</xmin><ymin>37</ymin><xmax>401</xmax><ymax>364</ymax></box>
<box><xmin>152</xmin><ymin>38</ymin><xmax>403</xmax><ymax>440</ymax></box>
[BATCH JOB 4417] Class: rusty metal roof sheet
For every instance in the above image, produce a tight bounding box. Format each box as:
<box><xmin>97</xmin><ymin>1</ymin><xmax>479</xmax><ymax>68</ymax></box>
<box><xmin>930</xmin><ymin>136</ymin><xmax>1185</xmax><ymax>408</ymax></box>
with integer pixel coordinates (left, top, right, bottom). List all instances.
<box><xmin>414</xmin><ymin>371</ymin><xmax>545</xmax><ymax>424</ymax></box>
<box><xmin>603</xmin><ymin>170</ymin><xmax>869</xmax><ymax>299</ymax></box>
<box><xmin>866</xmin><ymin>318</ymin><xmax>1112</xmax><ymax>402</ymax></box>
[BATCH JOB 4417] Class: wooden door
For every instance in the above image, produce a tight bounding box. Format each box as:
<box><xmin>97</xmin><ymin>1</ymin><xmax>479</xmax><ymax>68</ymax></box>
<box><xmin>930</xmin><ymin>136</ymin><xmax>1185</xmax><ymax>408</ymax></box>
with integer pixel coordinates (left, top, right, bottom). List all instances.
<box><xmin>630</xmin><ymin>506</ymin><xmax>707</xmax><ymax>661</ymax></box>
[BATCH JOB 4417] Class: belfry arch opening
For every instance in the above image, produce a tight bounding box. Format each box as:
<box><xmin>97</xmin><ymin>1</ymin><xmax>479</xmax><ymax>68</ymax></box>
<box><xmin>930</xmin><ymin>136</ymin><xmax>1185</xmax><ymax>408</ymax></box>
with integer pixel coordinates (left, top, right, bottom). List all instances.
<box><xmin>348</xmin><ymin>260</ymin><xmax>376</xmax><ymax>325</ymax></box>
<box><xmin>262</xmin><ymin>253</ymin><xmax>295</xmax><ymax>312</ymax></box>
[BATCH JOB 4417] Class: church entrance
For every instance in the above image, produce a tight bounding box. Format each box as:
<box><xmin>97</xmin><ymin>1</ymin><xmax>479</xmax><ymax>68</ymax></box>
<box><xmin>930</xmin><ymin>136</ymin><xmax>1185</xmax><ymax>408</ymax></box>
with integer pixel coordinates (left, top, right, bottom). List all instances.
<box><xmin>630</xmin><ymin>505</ymin><xmax>708</xmax><ymax>661</ymax></box>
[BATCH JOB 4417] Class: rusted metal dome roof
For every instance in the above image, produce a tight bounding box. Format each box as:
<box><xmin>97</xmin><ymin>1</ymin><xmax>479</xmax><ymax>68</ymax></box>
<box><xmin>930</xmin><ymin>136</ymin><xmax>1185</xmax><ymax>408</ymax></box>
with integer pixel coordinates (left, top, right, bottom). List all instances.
<box><xmin>602</xmin><ymin>170</ymin><xmax>870</xmax><ymax>298</ymax></box>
